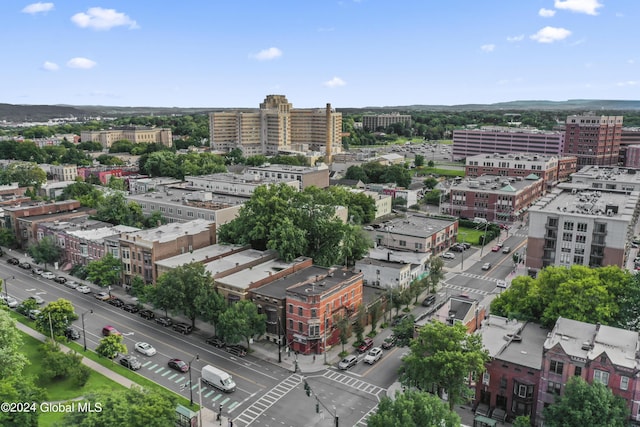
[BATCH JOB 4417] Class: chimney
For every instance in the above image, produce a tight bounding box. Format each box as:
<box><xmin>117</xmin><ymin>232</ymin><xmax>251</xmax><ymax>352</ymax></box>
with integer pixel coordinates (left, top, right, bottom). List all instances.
<box><xmin>325</xmin><ymin>103</ymin><xmax>332</xmax><ymax>164</ymax></box>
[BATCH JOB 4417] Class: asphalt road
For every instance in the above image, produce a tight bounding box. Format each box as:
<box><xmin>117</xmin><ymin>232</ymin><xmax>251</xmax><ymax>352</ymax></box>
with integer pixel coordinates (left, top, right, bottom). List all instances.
<box><xmin>1</xmin><ymin>261</ymin><xmax>292</xmax><ymax>417</ymax></box>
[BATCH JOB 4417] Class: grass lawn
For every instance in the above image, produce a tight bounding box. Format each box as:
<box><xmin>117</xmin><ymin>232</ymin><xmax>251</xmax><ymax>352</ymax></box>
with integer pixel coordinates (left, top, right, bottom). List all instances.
<box><xmin>415</xmin><ymin>166</ymin><xmax>464</xmax><ymax>177</ymax></box>
<box><xmin>11</xmin><ymin>312</ymin><xmax>195</xmax><ymax>426</ymax></box>
<box><xmin>457</xmin><ymin>226</ymin><xmax>488</xmax><ymax>245</ymax></box>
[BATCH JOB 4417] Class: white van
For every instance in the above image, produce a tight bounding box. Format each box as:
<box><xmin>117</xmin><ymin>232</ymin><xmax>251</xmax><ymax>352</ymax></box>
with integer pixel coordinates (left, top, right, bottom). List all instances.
<box><xmin>473</xmin><ymin>217</ymin><xmax>488</xmax><ymax>224</ymax></box>
<box><xmin>201</xmin><ymin>365</ymin><xmax>236</xmax><ymax>393</ymax></box>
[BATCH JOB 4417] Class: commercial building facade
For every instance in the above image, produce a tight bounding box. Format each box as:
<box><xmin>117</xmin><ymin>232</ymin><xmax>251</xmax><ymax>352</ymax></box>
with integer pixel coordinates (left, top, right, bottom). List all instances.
<box><xmin>81</xmin><ymin>126</ymin><xmax>172</xmax><ymax>148</ymax></box>
<box><xmin>209</xmin><ymin>95</ymin><xmax>342</xmax><ymax>158</ymax></box>
<box><xmin>452</xmin><ymin>127</ymin><xmax>565</xmax><ymax>161</ymax></box>
<box><xmin>362</xmin><ymin>113</ymin><xmax>411</xmax><ymax>131</ymax></box>
<box><xmin>563</xmin><ymin>114</ymin><xmax>623</xmax><ymax>167</ymax></box>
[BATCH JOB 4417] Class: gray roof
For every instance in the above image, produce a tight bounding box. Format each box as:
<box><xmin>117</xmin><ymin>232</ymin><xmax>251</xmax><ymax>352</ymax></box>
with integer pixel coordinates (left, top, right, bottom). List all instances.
<box><xmin>155</xmin><ymin>244</ymin><xmax>247</xmax><ymax>269</ymax></box>
<box><xmin>545</xmin><ymin>317</ymin><xmax>640</xmax><ymax>370</ymax></box>
<box><xmin>478</xmin><ymin>315</ymin><xmax>546</xmax><ymax>370</ymax></box>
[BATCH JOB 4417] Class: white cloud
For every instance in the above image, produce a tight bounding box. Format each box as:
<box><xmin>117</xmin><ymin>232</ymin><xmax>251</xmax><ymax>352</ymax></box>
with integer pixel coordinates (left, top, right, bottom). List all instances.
<box><xmin>554</xmin><ymin>0</ymin><xmax>603</xmax><ymax>15</ymax></box>
<box><xmin>41</xmin><ymin>61</ymin><xmax>59</xmax><ymax>71</ymax></box>
<box><xmin>324</xmin><ymin>77</ymin><xmax>346</xmax><ymax>88</ymax></box>
<box><xmin>66</xmin><ymin>57</ymin><xmax>97</xmax><ymax>69</ymax></box>
<box><xmin>480</xmin><ymin>44</ymin><xmax>495</xmax><ymax>53</ymax></box>
<box><xmin>506</xmin><ymin>35</ymin><xmax>524</xmax><ymax>42</ymax></box>
<box><xmin>249</xmin><ymin>47</ymin><xmax>283</xmax><ymax>61</ymax></box>
<box><xmin>539</xmin><ymin>8</ymin><xmax>556</xmax><ymax>17</ymax></box>
<box><xmin>71</xmin><ymin>7</ymin><xmax>138</xmax><ymax>30</ymax></box>
<box><xmin>22</xmin><ymin>2</ymin><xmax>54</xmax><ymax>14</ymax></box>
<box><xmin>617</xmin><ymin>81</ymin><xmax>638</xmax><ymax>87</ymax></box>
<box><xmin>530</xmin><ymin>26</ymin><xmax>571</xmax><ymax>43</ymax></box>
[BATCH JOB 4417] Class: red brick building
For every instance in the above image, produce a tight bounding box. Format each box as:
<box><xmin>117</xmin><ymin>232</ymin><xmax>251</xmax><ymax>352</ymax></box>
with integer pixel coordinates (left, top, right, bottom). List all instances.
<box><xmin>563</xmin><ymin>114</ymin><xmax>623</xmax><ymax>167</ymax></box>
<box><xmin>282</xmin><ymin>266</ymin><xmax>363</xmax><ymax>355</ymax></box>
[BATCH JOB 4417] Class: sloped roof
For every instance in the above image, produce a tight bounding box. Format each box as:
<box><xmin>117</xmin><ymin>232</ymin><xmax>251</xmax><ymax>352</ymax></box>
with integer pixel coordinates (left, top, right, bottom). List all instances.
<box><xmin>501</xmin><ymin>184</ymin><xmax>517</xmax><ymax>192</ymax></box>
<box><xmin>525</xmin><ymin>173</ymin><xmax>540</xmax><ymax>180</ymax></box>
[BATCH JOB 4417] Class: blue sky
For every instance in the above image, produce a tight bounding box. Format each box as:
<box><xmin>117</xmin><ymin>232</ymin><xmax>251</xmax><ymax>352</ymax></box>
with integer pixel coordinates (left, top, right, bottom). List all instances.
<box><xmin>2</xmin><ymin>0</ymin><xmax>639</xmax><ymax>108</ymax></box>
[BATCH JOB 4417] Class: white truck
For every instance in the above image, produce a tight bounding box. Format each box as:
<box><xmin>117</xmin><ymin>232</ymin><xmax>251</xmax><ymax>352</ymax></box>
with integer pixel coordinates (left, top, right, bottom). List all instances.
<box><xmin>201</xmin><ymin>365</ymin><xmax>236</xmax><ymax>392</ymax></box>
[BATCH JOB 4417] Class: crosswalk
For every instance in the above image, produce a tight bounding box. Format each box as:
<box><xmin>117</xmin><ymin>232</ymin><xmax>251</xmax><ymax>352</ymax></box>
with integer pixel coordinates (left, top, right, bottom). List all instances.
<box><xmin>323</xmin><ymin>370</ymin><xmax>386</xmax><ymax>396</ymax></box>
<box><xmin>232</xmin><ymin>374</ymin><xmax>303</xmax><ymax>426</ymax></box>
<box><xmin>140</xmin><ymin>360</ymin><xmax>241</xmax><ymax>412</ymax></box>
<box><xmin>443</xmin><ymin>283</ymin><xmax>488</xmax><ymax>296</ymax></box>
<box><xmin>458</xmin><ymin>272</ymin><xmax>499</xmax><ymax>282</ymax></box>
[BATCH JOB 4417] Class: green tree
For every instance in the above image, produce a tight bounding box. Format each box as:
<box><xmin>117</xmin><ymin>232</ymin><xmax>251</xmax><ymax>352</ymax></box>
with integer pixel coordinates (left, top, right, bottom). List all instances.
<box><xmin>381</xmin><ymin>164</ymin><xmax>412</xmax><ymax>188</ymax></box>
<box><xmin>0</xmin><ymin>310</ymin><xmax>29</xmax><ymax>379</ymax></box>
<box><xmin>423</xmin><ymin>177</ymin><xmax>439</xmax><ymax>189</ymax></box>
<box><xmin>401</xmin><ymin>321</ymin><xmax>489</xmax><ymax>410</ymax></box>
<box><xmin>543</xmin><ymin>376</ymin><xmax>629</xmax><ymax>427</ymax></box>
<box><xmin>367</xmin><ymin>390</ymin><xmax>460</xmax><ymax>427</ymax></box>
<box><xmin>27</xmin><ymin>236</ymin><xmax>61</xmax><ymax>271</ymax></box>
<box><xmin>423</xmin><ymin>189</ymin><xmax>442</xmax><ymax>206</ymax></box>
<box><xmin>34</xmin><ymin>298</ymin><xmax>78</xmax><ymax>340</ymax></box>
<box><xmin>0</xmin><ymin>162</ymin><xmax>46</xmax><ymax>187</ymax></box>
<box><xmin>146</xmin><ymin>272</ymin><xmax>181</xmax><ymax>317</ymax></box>
<box><xmin>95</xmin><ymin>193</ymin><xmax>144</xmax><ymax>227</ymax></box>
<box><xmin>85</xmin><ymin>253</ymin><xmax>122</xmax><ymax>288</ymax></box>
<box><xmin>217</xmin><ymin>300</ymin><xmax>266</xmax><ymax>350</ymax></box>
<box><xmin>336</xmin><ymin>315</ymin><xmax>351</xmax><ymax>353</ymax></box>
<box><xmin>95</xmin><ymin>334</ymin><xmax>127</xmax><ymax>359</ymax></box>
<box><xmin>59</xmin><ymin>179</ymin><xmax>104</xmax><ymax>207</ymax></box>
<box><xmin>62</xmin><ymin>386</ymin><xmax>177</xmax><ymax>427</ymax></box>
<box><xmin>0</xmin><ymin>376</ymin><xmax>45</xmax><ymax>427</ymax></box>
<box><xmin>414</xmin><ymin>154</ymin><xmax>425</xmax><ymax>167</ymax></box>
<box><xmin>344</xmin><ymin>165</ymin><xmax>369</xmax><ymax>182</ymax></box>
<box><xmin>392</xmin><ymin>315</ymin><xmax>416</xmax><ymax>347</ymax></box>
<box><xmin>0</xmin><ymin>228</ymin><xmax>17</xmax><ymax>248</ymax></box>
<box><xmin>369</xmin><ymin>300</ymin><xmax>382</xmax><ymax>332</ymax></box>
<box><xmin>353</xmin><ymin>304</ymin><xmax>366</xmax><ymax>343</ymax></box>
<box><xmin>512</xmin><ymin>416</ymin><xmax>531</xmax><ymax>427</ymax></box>
<box><xmin>39</xmin><ymin>340</ymin><xmax>83</xmax><ymax>380</ymax></box>
<box><xmin>427</xmin><ymin>256</ymin><xmax>445</xmax><ymax>293</ymax></box>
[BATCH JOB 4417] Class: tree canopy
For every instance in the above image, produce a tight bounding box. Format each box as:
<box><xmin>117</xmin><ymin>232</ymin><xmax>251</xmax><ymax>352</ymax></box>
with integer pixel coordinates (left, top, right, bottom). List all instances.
<box><xmin>86</xmin><ymin>253</ymin><xmax>122</xmax><ymax>288</ymax></box>
<box><xmin>367</xmin><ymin>390</ymin><xmax>460</xmax><ymax>427</ymax></box>
<box><xmin>490</xmin><ymin>265</ymin><xmax>640</xmax><ymax>329</ymax></box>
<box><xmin>218</xmin><ymin>184</ymin><xmax>372</xmax><ymax>266</ymax></box>
<box><xmin>34</xmin><ymin>298</ymin><xmax>78</xmax><ymax>340</ymax></box>
<box><xmin>0</xmin><ymin>310</ymin><xmax>29</xmax><ymax>380</ymax></box>
<box><xmin>401</xmin><ymin>321</ymin><xmax>489</xmax><ymax>410</ymax></box>
<box><xmin>543</xmin><ymin>376</ymin><xmax>629</xmax><ymax>427</ymax></box>
<box><xmin>217</xmin><ymin>300</ymin><xmax>266</xmax><ymax>350</ymax></box>
<box><xmin>27</xmin><ymin>236</ymin><xmax>61</xmax><ymax>270</ymax></box>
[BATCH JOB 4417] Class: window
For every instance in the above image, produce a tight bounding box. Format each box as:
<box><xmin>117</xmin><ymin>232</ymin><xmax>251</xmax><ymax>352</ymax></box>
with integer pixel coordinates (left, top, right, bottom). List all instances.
<box><xmin>594</xmin><ymin>370</ymin><xmax>609</xmax><ymax>386</ymax></box>
<box><xmin>547</xmin><ymin>381</ymin><xmax>561</xmax><ymax>394</ymax></box>
<box><xmin>399</xmin><ymin>240</ymin><xmax>406</xmax><ymax>247</ymax></box>
<box><xmin>288</xmin><ymin>304</ymin><xmax>293</xmax><ymax>314</ymax></box>
<box><xmin>311</xmin><ymin>308</ymin><xmax>317</xmax><ymax>318</ymax></box>
<box><xmin>562</xmin><ymin>232</ymin><xmax>572</xmax><ymax>242</ymax></box>
<box><xmin>575</xmin><ymin>235</ymin><xmax>586</xmax><ymax>244</ymax></box>
<box><xmin>298</xmin><ymin>321</ymin><xmax>303</xmax><ymax>333</ymax></box>
<box><xmin>574</xmin><ymin>366</ymin><xmax>582</xmax><ymax>377</ymax></box>
<box><xmin>288</xmin><ymin>319</ymin><xmax>293</xmax><ymax>329</ymax></box>
<box><xmin>298</xmin><ymin>307</ymin><xmax>303</xmax><ymax>316</ymax></box>
<box><xmin>550</xmin><ymin>360</ymin><xmax>564</xmax><ymax>375</ymax></box>
<box><xmin>621</xmin><ymin>376</ymin><xmax>629</xmax><ymax>391</ymax></box>
<box><xmin>563</xmin><ymin>221</ymin><xmax>574</xmax><ymax>231</ymax></box>
<box><xmin>517</xmin><ymin>385</ymin><xmax>527</xmax><ymax>398</ymax></box>
<box><xmin>482</xmin><ymin>372</ymin><xmax>490</xmax><ymax>385</ymax></box>
<box><xmin>577</xmin><ymin>223</ymin><xmax>588</xmax><ymax>232</ymax></box>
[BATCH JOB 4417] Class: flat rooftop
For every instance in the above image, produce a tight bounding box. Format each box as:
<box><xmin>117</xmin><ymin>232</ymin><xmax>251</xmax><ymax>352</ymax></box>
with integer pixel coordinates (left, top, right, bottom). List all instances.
<box><xmin>374</xmin><ymin>213</ymin><xmax>456</xmax><ymax>239</ymax></box>
<box><xmin>215</xmin><ymin>256</ymin><xmax>309</xmax><ymax>291</ymax></box>
<box><xmin>453</xmin><ymin>175</ymin><xmax>541</xmax><ymax>193</ymax></box>
<box><xmin>121</xmin><ymin>219</ymin><xmax>213</xmax><ymax>244</ymax></box>
<box><xmin>571</xmin><ymin>166</ymin><xmax>640</xmax><ymax>185</ymax></box>
<box><xmin>155</xmin><ymin>244</ymin><xmax>247</xmax><ymax>269</ymax></box>
<box><xmin>529</xmin><ymin>187</ymin><xmax>638</xmax><ymax>221</ymax></box>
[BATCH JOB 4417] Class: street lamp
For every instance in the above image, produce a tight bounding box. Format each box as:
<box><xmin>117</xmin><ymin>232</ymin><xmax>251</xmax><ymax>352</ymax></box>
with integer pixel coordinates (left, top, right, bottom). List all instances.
<box><xmin>81</xmin><ymin>309</ymin><xmax>94</xmax><ymax>351</ymax></box>
<box><xmin>3</xmin><ymin>276</ymin><xmax>14</xmax><ymax>299</ymax></box>
<box><xmin>188</xmin><ymin>354</ymin><xmax>199</xmax><ymax>406</ymax></box>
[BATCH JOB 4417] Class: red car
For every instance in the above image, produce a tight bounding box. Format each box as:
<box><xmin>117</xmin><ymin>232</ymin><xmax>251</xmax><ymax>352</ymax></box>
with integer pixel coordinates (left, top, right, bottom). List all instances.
<box><xmin>491</xmin><ymin>245</ymin><xmax>501</xmax><ymax>252</ymax></box>
<box><xmin>168</xmin><ymin>358</ymin><xmax>189</xmax><ymax>373</ymax></box>
<box><xmin>358</xmin><ymin>338</ymin><xmax>374</xmax><ymax>353</ymax></box>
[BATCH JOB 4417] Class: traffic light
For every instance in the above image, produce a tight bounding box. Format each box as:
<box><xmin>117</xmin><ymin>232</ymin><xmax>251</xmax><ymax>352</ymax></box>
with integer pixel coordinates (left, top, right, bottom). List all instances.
<box><xmin>304</xmin><ymin>381</ymin><xmax>311</xmax><ymax>397</ymax></box>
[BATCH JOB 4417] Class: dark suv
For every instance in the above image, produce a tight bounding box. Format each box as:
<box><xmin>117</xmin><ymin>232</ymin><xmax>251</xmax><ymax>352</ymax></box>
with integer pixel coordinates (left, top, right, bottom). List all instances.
<box><xmin>422</xmin><ymin>295</ymin><xmax>436</xmax><ymax>307</ymax></box>
<box><xmin>65</xmin><ymin>327</ymin><xmax>80</xmax><ymax>340</ymax></box>
<box><xmin>119</xmin><ymin>355</ymin><xmax>142</xmax><ymax>370</ymax></box>
<box><xmin>206</xmin><ymin>336</ymin><xmax>226</xmax><ymax>348</ymax></box>
<box><xmin>225</xmin><ymin>344</ymin><xmax>247</xmax><ymax>357</ymax></box>
<box><xmin>122</xmin><ymin>303</ymin><xmax>139</xmax><ymax>313</ymax></box>
<box><xmin>7</xmin><ymin>257</ymin><xmax>19</xmax><ymax>265</ymax></box>
<box><xmin>155</xmin><ymin>317</ymin><xmax>173</xmax><ymax>327</ymax></box>
<box><xmin>172</xmin><ymin>323</ymin><xmax>193</xmax><ymax>335</ymax></box>
<box><xmin>107</xmin><ymin>298</ymin><xmax>125</xmax><ymax>308</ymax></box>
<box><xmin>139</xmin><ymin>309</ymin><xmax>155</xmax><ymax>320</ymax></box>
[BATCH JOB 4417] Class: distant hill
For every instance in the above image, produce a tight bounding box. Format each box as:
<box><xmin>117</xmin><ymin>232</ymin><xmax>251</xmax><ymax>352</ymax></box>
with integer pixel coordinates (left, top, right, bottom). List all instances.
<box><xmin>1</xmin><ymin>99</ymin><xmax>639</xmax><ymax>122</ymax></box>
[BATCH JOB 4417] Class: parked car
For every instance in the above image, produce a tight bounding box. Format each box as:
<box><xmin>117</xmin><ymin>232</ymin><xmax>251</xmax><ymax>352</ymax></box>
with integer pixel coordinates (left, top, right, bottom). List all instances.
<box><xmin>107</xmin><ymin>298</ymin><xmax>124</xmax><ymax>307</ymax></box>
<box><xmin>94</xmin><ymin>291</ymin><xmax>110</xmax><ymax>300</ymax></box>
<box><xmin>440</xmin><ymin>252</ymin><xmax>455</xmax><ymax>260</ymax></box>
<box><xmin>119</xmin><ymin>355</ymin><xmax>142</xmax><ymax>370</ymax></box>
<box><xmin>76</xmin><ymin>285</ymin><xmax>91</xmax><ymax>294</ymax></box>
<box><xmin>338</xmin><ymin>355</ymin><xmax>358</xmax><ymax>370</ymax></box>
<box><xmin>155</xmin><ymin>317</ymin><xmax>173</xmax><ymax>327</ymax></box>
<box><xmin>41</xmin><ymin>271</ymin><xmax>55</xmax><ymax>280</ymax></box>
<box><xmin>449</xmin><ymin>245</ymin><xmax>464</xmax><ymax>252</ymax></box>
<box><xmin>382</xmin><ymin>335</ymin><xmax>397</xmax><ymax>349</ymax></box>
<box><xmin>497</xmin><ymin>280</ymin><xmax>508</xmax><ymax>289</ymax></box>
<box><xmin>7</xmin><ymin>257</ymin><xmax>19</xmax><ymax>265</ymax></box>
<box><xmin>65</xmin><ymin>327</ymin><xmax>80</xmax><ymax>340</ymax></box>
<box><xmin>2</xmin><ymin>296</ymin><xmax>18</xmax><ymax>308</ymax></box>
<box><xmin>28</xmin><ymin>309</ymin><xmax>42</xmax><ymax>320</ymax></box>
<box><xmin>206</xmin><ymin>336</ymin><xmax>226</xmax><ymax>348</ymax></box>
<box><xmin>482</xmin><ymin>262</ymin><xmax>492</xmax><ymax>271</ymax></box>
<box><xmin>54</xmin><ymin>276</ymin><xmax>67</xmax><ymax>284</ymax></box>
<box><xmin>65</xmin><ymin>280</ymin><xmax>79</xmax><ymax>289</ymax></box>
<box><xmin>491</xmin><ymin>246</ymin><xmax>501</xmax><ymax>252</ymax></box>
<box><xmin>460</xmin><ymin>242</ymin><xmax>471</xmax><ymax>249</ymax></box>
<box><xmin>422</xmin><ymin>294</ymin><xmax>436</xmax><ymax>307</ymax></box>
<box><xmin>502</xmin><ymin>246</ymin><xmax>511</xmax><ymax>254</ymax></box>
<box><xmin>172</xmin><ymin>322</ymin><xmax>193</xmax><ymax>335</ymax></box>
<box><xmin>357</xmin><ymin>338</ymin><xmax>374</xmax><ymax>353</ymax></box>
<box><xmin>134</xmin><ymin>342</ymin><xmax>157</xmax><ymax>356</ymax></box>
<box><xmin>122</xmin><ymin>303</ymin><xmax>139</xmax><ymax>313</ymax></box>
<box><xmin>32</xmin><ymin>267</ymin><xmax>43</xmax><ymax>275</ymax></box>
<box><xmin>364</xmin><ymin>347</ymin><xmax>383</xmax><ymax>364</ymax></box>
<box><xmin>139</xmin><ymin>309</ymin><xmax>155</xmax><ymax>320</ymax></box>
<box><xmin>19</xmin><ymin>262</ymin><xmax>32</xmax><ymax>269</ymax></box>
<box><xmin>28</xmin><ymin>295</ymin><xmax>45</xmax><ymax>305</ymax></box>
<box><xmin>168</xmin><ymin>358</ymin><xmax>189</xmax><ymax>373</ymax></box>
<box><xmin>225</xmin><ymin>344</ymin><xmax>247</xmax><ymax>357</ymax></box>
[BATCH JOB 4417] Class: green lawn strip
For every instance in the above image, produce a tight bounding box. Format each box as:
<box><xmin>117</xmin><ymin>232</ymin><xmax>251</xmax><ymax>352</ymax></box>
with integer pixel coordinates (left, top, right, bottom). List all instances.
<box><xmin>457</xmin><ymin>227</ymin><xmax>487</xmax><ymax>245</ymax></box>
<box><xmin>415</xmin><ymin>166</ymin><xmax>464</xmax><ymax>177</ymax></box>
<box><xmin>10</xmin><ymin>311</ymin><xmax>197</xmax><ymax>427</ymax></box>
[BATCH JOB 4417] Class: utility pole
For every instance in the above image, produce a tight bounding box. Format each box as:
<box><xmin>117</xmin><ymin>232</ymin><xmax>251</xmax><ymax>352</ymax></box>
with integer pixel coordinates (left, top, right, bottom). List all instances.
<box><xmin>277</xmin><ymin>316</ymin><xmax>282</xmax><ymax>363</ymax></box>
